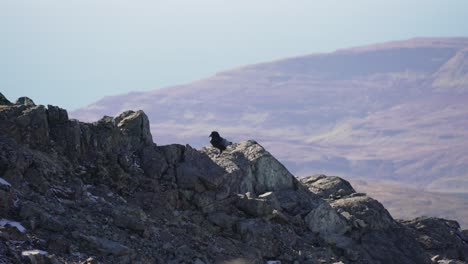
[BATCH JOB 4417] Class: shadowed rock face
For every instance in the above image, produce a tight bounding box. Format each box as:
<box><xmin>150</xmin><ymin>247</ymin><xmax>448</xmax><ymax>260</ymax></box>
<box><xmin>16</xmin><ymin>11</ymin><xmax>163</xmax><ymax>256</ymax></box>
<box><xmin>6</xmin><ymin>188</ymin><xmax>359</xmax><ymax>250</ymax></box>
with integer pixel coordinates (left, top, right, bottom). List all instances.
<box><xmin>0</xmin><ymin>93</ymin><xmax>11</xmax><ymax>105</ymax></box>
<box><xmin>0</xmin><ymin>94</ymin><xmax>467</xmax><ymax>263</ymax></box>
<box><xmin>401</xmin><ymin>217</ymin><xmax>468</xmax><ymax>261</ymax></box>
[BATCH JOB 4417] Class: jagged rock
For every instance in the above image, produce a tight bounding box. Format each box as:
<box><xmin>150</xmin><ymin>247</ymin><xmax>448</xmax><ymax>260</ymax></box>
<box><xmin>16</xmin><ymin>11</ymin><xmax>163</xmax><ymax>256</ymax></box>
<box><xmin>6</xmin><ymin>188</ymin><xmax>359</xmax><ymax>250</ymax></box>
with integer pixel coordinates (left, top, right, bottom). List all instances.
<box><xmin>304</xmin><ymin>202</ymin><xmax>350</xmax><ymax>240</ymax></box>
<box><xmin>0</xmin><ymin>98</ymin><xmax>466</xmax><ymax>264</ymax></box>
<box><xmin>176</xmin><ymin>146</ymin><xmax>225</xmax><ymax>191</ymax></box>
<box><xmin>15</xmin><ymin>97</ymin><xmax>35</xmax><ymax>106</ymax></box>
<box><xmin>139</xmin><ymin>144</ymin><xmax>168</xmax><ymax>180</ymax></box>
<box><xmin>358</xmin><ymin>227</ymin><xmax>431</xmax><ymax>264</ymax></box>
<box><xmin>462</xmin><ymin>230</ymin><xmax>468</xmax><ymax>242</ymax></box>
<box><xmin>160</xmin><ymin>144</ymin><xmax>185</xmax><ymax>165</ymax></box>
<box><xmin>331</xmin><ymin>195</ymin><xmax>396</xmax><ymax>230</ymax></box>
<box><xmin>300</xmin><ymin>174</ymin><xmax>356</xmax><ymax>199</ymax></box>
<box><xmin>46</xmin><ymin>105</ymin><xmax>69</xmax><ymax>125</ymax></box>
<box><xmin>115</xmin><ymin>110</ymin><xmax>153</xmax><ymax>147</ymax></box>
<box><xmin>402</xmin><ymin>217</ymin><xmax>468</xmax><ymax>261</ymax></box>
<box><xmin>275</xmin><ymin>189</ymin><xmax>321</xmax><ymax>216</ymax></box>
<box><xmin>0</xmin><ymin>93</ymin><xmax>11</xmax><ymax>105</ymax></box>
<box><xmin>12</xmin><ymin>105</ymin><xmax>50</xmax><ymax>148</ymax></box>
<box><xmin>202</xmin><ymin>140</ymin><xmax>297</xmax><ymax>195</ymax></box>
<box><xmin>191</xmin><ymin>191</ymin><xmax>235</xmax><ymax>213</ymax></box>
<box><xmin>0</xmin><ymin>137</ymin><xmax>33</xmax><ymax>188</ymax></box>
<box><xmin>236</xmin><ymin>191</ymin><xmax>282</xmax><ymax>217</ymax></box>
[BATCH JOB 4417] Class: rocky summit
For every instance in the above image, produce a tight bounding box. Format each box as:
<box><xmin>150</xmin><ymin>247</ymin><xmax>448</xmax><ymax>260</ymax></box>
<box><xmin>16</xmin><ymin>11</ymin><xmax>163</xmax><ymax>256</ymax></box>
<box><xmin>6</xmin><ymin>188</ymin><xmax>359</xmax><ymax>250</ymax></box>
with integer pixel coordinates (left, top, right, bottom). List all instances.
<box><xmin>0</xmin><ymin>93</ymin><xmax>467</xmax><ymax>264</ymax></box>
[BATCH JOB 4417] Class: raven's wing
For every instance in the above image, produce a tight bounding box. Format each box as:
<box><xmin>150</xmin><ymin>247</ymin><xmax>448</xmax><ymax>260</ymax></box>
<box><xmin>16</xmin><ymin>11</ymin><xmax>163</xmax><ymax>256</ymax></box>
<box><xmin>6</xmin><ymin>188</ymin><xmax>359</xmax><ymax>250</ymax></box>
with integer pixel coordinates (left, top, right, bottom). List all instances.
<box><xmin>221</xmin><ymin>138</ymin><xmax>232</xmax><ymax>147</ymax></box>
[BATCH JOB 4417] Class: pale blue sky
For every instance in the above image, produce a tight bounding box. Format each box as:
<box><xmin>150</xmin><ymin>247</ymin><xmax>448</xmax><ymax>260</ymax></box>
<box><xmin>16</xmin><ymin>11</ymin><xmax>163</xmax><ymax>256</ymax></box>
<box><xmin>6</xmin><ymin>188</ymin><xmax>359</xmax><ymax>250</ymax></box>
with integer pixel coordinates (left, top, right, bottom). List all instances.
<box><xmin>1</xmin><ymin>0</ymin><xmax>468</xmax><ymax>110</ymax></box>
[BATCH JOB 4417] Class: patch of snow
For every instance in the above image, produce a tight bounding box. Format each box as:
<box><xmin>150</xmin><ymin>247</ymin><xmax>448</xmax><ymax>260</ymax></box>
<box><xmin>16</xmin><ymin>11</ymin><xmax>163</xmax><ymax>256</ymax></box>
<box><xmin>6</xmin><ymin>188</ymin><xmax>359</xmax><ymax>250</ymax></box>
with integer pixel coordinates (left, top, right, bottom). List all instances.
<box><xmin>21</xmin><ymin>249</ymin><xmax>48</xmax><ymax>256</ymax></box>
<box><xmin>266</xmin><ymin>261</ymin><xmax>281</xmax><ymax>264</ymax></box>
<box><xmin>0</xmin><ymin>177</ymin><xmax>11</xmax><ymax>187</ymax></box>
<box><xmin>0</xmin><ymin>219</ymin><xmax>26</xmax><ymax>233</ymax></box>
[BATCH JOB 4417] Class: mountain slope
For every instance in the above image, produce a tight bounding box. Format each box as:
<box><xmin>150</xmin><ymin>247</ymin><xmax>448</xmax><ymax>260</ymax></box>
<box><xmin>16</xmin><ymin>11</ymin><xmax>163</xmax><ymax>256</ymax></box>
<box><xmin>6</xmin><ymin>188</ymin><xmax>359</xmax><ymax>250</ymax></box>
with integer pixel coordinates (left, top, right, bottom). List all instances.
<box><xmin>72</xmin><ymin>37</ymin><xmax>468</xmax><ymax>225</ymax></box>
<box><xmin>1</xmin><ymin>95</ymin><xmax>467</xmax><ymax>263</ymax></box>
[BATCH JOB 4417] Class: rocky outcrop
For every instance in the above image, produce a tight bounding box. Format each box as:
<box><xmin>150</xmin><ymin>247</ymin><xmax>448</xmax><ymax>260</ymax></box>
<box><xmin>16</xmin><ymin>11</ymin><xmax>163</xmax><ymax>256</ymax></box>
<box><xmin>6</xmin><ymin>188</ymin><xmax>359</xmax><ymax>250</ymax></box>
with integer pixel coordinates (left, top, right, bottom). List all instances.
<box><xmin>301</xmin><ymin>174</ymin><xmax>356</xmax><ymax>200</ymax></box>
<box><xmin>402</xmin><ymin>217</ymin><xmax>468</xmax><ymax>261</ymax></box>
<box><xmin>301</xmin><ymin>175</ymin><xmax>466</xmax><ymax>264</ymax></box>
<box><xmin>0</xmin><ymin>94</ymin><xmax>467</xmax><ymax>264</ymax></box>
<box><xmin>0</xmin><ymin>93</ymin><xmax>11</xmax><ymax>105</ymax></box>
<box><xmin>201</xmin><ymin>140</ymin><xmax>297</xmax><ymax>194</ymax></box>
<box><xmin>15</xmin><ymin>97</ymin><xmax>36</xmax><ymax>106</ymax></box>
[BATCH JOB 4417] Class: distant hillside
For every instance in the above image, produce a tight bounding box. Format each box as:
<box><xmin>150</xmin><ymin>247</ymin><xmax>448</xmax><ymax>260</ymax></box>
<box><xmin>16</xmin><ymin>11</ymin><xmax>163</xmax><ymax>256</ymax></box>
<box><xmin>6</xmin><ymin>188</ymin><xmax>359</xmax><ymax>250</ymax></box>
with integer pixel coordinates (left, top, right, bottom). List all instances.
<box><xmin>72</xmin><ymin>37</ymin><xmax>468</xmax><ymax>225</ymax></box>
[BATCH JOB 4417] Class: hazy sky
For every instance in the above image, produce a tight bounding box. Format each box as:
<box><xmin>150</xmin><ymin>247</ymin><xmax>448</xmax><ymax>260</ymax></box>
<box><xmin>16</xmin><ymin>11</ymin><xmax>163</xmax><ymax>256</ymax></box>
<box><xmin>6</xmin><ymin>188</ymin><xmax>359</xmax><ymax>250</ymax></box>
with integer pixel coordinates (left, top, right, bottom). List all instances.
<box><xmin>2</xmin><ymin>0</ymin><xmax>468</xmax><ymax>110</ymax></box>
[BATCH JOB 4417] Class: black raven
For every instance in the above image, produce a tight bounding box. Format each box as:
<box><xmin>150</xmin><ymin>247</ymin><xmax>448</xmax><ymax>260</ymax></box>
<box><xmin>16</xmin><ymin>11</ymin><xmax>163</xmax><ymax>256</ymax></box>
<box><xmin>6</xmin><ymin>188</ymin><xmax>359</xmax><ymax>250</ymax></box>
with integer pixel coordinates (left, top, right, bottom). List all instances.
<box><xmin>209</xmin><ymin>131</ymin><xmax>232</xmax><ymax>154</ymax></box>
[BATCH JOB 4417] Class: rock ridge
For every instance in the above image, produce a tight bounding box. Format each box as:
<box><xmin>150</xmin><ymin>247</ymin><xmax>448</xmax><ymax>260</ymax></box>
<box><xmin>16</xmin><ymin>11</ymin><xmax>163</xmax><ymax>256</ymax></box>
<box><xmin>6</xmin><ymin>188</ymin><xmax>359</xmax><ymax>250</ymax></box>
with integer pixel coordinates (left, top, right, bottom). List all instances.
<box><xmin>0</xmin><ymin>93</ymin><xmax>467</xmax><ymax>264</ymax></box>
